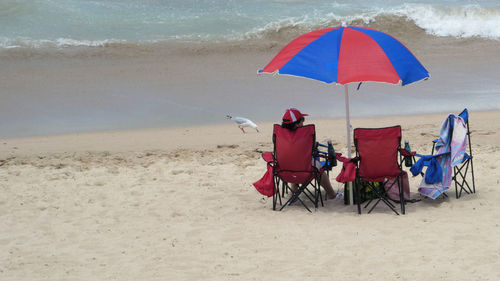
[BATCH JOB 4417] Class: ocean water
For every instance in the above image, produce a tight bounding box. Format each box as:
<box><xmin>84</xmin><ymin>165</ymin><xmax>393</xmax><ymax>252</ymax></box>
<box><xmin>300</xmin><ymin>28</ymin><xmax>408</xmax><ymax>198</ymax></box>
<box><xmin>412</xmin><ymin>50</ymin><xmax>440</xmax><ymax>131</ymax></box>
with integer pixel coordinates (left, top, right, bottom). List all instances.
<box><xmin>1</xmin><ymin>0</ymin><xmax>500</xmax><ymax>47</ymax></box>
<box><xmin>1</xmin><ymin>0</ymin><xmax>500</xmax><ymax>138</ymax></box>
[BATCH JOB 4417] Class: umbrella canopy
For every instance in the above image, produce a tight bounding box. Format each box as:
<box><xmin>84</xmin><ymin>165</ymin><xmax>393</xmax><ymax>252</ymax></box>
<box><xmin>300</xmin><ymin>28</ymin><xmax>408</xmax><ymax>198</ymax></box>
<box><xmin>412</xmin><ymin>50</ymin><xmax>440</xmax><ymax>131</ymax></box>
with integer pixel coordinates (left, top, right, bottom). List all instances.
<box><xmin>258</xmin><ymin>25</ymin><xmax>430</xmax><ymax>205</ymax></box>
<box><xmin>259</xmin><ymin>25</ymin><xmax>429</xmax><ymax>85</ymax></box>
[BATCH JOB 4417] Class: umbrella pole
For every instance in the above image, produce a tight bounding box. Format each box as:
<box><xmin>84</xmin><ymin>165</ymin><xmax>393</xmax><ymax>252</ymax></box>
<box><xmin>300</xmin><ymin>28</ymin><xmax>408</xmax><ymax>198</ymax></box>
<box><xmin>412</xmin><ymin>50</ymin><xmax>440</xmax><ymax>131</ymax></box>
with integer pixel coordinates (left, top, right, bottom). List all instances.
<box><xmin>344</xmin><ymin>84</ymin><xmax>354</xmax><ymax>205</ymax></box>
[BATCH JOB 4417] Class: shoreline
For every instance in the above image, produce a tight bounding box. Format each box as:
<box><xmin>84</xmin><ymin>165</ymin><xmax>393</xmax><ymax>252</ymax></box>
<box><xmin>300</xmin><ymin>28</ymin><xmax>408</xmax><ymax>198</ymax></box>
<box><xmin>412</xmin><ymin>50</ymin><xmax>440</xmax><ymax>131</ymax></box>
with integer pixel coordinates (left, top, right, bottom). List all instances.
<box><xmin>1</xmin><ymin>110</ymin><xmax>498</xmax><ymax>157</ymax></box>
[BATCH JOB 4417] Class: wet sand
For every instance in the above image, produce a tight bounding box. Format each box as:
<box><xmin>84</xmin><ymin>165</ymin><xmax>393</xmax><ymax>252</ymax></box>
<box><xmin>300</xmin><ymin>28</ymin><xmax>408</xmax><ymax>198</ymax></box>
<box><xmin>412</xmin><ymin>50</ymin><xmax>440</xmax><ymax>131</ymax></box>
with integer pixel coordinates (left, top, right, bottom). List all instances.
<box><xmin>1</xmin><ymin>36</ymin><xmax>500</xmax><ymax>138</ymax></box>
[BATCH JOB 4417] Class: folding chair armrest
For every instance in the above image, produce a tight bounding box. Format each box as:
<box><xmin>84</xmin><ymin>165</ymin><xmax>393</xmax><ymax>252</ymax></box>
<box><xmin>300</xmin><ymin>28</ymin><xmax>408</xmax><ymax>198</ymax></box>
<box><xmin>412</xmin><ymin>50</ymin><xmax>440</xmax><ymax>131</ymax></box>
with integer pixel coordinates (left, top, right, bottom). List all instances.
<box><xmin>316</xmin><ymin>142</ymin><xmax>328</xmax><ymax>148</ymax></box>
<box><xmin>315</xmin><ymin>143</ymin><xmax>330</xmax><ymax>158</ymax></box>
<box><xmin>431</xmin><ymin>139</ymin><xmax>439</xmax><ymax>154</ymax></box>
<box><xmin>350</xmin><ymin>156</ymin><xmax>360</xmax><ymax>163</ymax></box>
<box><xmin>399</xmin><ymin>148</ymin><xmax>416</xmax><ymax>157</ymax></box>
<box><xmin>316</xmin><ymin>154</ymin><xmax>328</xmax><ymax>159</ymax></box>
<box><xmin>261</xmin><ymin>152</ymin><xmax>274</xmax><ymax>164</ymax></box>
<box><xmin>336</xmin><ymin>153</ymin><xmax>358</xmax><ymax>164</ymax></box>
<box><xmin>315</xmin><ymin>150</ymin><xmax>328</xmax><ymax>157</ymax></box>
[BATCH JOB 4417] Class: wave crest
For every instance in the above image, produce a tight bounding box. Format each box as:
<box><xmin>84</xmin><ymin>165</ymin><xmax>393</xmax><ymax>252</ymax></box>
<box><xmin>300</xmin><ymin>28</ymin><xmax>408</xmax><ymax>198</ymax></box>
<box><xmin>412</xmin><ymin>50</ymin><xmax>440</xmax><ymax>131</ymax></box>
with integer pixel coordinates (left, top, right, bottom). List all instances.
<box><xmin>395</xmin><ymin>4</ymin><xmax>500</xmax><ymax>40</ymax></box>
<box><xmin>241</xmin><ymin>4</ymin><xmax>500</xmax><ymax>41</ymax></box>
<box><xmin>0</xmin><ymin>37</ymin><xmax>127</xmax><ymax>49</ymax></box>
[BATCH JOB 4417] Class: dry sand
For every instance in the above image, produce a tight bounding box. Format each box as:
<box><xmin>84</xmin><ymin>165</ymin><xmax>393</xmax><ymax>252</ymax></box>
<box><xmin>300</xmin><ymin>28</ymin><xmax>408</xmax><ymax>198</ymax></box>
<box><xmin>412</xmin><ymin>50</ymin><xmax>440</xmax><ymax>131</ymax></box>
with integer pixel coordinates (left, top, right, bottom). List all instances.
<box><xmin>1</xmin><ymin>110</ymin><xmax>499</xmax><ymax>280</ymax></box>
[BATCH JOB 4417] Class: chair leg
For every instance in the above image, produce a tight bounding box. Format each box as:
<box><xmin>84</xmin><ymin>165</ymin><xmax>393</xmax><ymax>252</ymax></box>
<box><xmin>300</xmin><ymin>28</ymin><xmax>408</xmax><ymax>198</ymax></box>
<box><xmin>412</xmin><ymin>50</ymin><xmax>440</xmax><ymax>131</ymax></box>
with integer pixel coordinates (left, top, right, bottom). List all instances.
<box><xmin>276</xmin><ymin>174</ymin><xmax>325</xmax><ymax>212</ymax></box>
<box><xmin>280</xmin><ymin>184</ymin><xmax>312</xmax><ymax>212</ymax></box>
<box><xmin>453</xmin><ymin>160</ymin><xmax>474</xmax><ymax>199</ymax></box>
<box><xmin>468</xmin><ymin>129</ymin><xmax>476</xmax><ymax>193</ymax></box>
<box><xmin>301</xmin><ymin>185</ymin><xmax>316</xmax><ymax>204</ymax></box>
<box><xmin>364</xmin><ymin>180</ymin><xmax>400</xmax><ymax>215</ymax></box>
<box><xmin>454</xmin><ymin>166</ymin><xmax>460</xmax><ymax>199</ymax></box>
<box><xmin>469</xmin><ymin>156</ymin><xmax>476</xmax><ymax>193</ymax></box>
<box><xmin>454</xmin><ymin>165</ymin><xmax>466</xmax><ymax>199</ymax></box>
<box><xmin>363</xmin><ymin>197</ymin><xmax>375</xmax><ymax>209</ymax></box>
<box><xmin>399</xmin><ymin>175</ymin><xmax>405</xmax><ymax>215</ymax></box>
<box><xmin>318</xmin><ymin>188</ymin><xmax>323</xmax><ymax>207</ymax></box>
<box><xmin>273</xmin><ymin>177</ymin><xmax>281</xmax><ymax>210</ymax></box>
<box><xmin>276</xmin><ymin>182</ymin><xmax>285</xmax><ymax>205</ymax></box>
<box><xmin>367</xmin><ymin>194</ymin><xmax>399</xmax><ymax>215</ymax></box>
<box><xmin>314</xmin><ymin>179</ymin><xmax>319</xmax><ymax>211</ymax></box>
<box><xmin>281</xmin><ymin>180</ymin><xmax>286</xmax><ymax>198</ymax></box>
<box><xmin>454</xmin><ymin>150</ymin><xmax>473</xmax><ymax>198</ymax></box>
<box><xmin>318</xmin><ymin>180</ymin><xmax>324</xmax><ymax>207</ymax></box>
<box><xmin>315</xmin><ymin>175</ymin><xmax>323</xmax><ymax>208</ymax></box>
<box><xmin>354</xmin><ymin>180</ymin><xmax>362</xmax><ymax>215</ymax></box>
<box><xmin>316</xmin><ymin>179</ymin><xmax>323</xmax><ymax>210</ymax></box>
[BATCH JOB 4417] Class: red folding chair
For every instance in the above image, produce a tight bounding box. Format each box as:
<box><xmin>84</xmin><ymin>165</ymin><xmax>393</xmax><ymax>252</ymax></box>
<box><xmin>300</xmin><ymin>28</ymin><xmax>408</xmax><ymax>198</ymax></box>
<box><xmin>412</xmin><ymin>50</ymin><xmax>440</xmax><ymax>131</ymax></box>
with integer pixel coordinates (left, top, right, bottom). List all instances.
<box><xmin>271</xmin><ymin>124</ymin><xmax>324</xmax><ymax>212</ymax></box>
<box><xmin>353</xmin><ymin>126</ymin><xmax>406</xmax><ymax>215</ymax></box>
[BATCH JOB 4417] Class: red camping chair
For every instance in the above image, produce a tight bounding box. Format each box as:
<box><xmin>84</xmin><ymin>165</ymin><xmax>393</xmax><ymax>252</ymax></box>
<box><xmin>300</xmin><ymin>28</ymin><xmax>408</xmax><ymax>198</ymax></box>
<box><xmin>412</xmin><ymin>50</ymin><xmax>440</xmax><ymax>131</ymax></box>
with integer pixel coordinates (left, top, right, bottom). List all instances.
<box><xmin>270</xmin><ymin>124</ymin><xmax>325</xmax><ymax>212</ymax></box>
<box><xmin>353</xmin><ymin>126</ymin><xmax>406</xmax><ymax>215</ymax></box>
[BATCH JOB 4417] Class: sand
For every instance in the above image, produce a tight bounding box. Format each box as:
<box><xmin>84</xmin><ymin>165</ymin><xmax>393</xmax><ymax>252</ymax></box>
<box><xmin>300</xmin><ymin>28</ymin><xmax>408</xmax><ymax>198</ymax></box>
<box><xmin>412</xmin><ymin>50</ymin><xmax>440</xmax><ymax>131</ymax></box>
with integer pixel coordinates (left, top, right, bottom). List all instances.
<box><xmin>1</xmin><ymin>110</ymin><xmax>499</xmax><ymax>280</ymax></box>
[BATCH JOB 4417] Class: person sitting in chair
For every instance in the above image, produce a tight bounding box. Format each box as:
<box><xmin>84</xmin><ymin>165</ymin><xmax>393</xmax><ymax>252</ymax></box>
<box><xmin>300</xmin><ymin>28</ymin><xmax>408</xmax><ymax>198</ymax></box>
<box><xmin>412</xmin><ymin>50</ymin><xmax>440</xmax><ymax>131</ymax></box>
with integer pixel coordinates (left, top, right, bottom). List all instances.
<box><xmin>281</xmin><ymin>108</ymin><xmax>340</xmax><ymax>200</ymax></box>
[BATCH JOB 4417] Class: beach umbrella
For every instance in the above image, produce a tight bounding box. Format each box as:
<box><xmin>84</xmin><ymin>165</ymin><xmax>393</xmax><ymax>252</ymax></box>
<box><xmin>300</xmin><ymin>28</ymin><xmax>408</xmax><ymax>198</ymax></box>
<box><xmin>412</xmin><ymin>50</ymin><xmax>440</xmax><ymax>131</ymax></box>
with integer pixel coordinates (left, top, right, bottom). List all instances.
<box><xmin>258</xmin><ymin>25</ymin><xmax>429</xmax><ymax>205</ymax></box>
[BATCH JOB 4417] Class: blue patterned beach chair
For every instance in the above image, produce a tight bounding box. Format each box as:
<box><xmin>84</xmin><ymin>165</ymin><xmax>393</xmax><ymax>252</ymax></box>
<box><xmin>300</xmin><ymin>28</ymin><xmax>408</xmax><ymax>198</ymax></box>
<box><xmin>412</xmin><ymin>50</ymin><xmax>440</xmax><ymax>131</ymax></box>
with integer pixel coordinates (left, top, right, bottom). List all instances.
<box><xmin>431</xmin><ymin>109</ymin><xmax>475</xmax><ymax>198</ymax></box>
<box><xmin>412</xmin><ymin>109</ymin><xmax>475</xmax><ymax>199</ymax></box>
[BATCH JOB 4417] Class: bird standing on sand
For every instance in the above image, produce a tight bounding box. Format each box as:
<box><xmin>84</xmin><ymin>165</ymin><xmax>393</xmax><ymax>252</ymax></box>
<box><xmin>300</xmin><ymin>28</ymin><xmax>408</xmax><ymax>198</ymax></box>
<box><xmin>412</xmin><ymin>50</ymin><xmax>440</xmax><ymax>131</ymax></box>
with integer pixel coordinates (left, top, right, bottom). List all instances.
<box><xmin>226</xmin><ymin>115</ymin><xmax>259</xmax><ymax>133</ymax></box>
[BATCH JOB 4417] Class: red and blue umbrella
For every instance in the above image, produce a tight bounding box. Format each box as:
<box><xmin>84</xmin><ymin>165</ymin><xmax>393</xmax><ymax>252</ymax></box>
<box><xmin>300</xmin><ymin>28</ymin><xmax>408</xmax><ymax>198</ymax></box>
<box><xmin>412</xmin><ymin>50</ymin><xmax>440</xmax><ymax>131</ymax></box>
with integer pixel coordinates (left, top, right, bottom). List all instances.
<box><xmin>258</xmin><ymin>25</ymin><xmax>429</xmax><ymax>204</ymax></box>
<box><xmin>259</xmin><ymin>25</ymin><xmax>429</xmax><ymax>85</ymax></box>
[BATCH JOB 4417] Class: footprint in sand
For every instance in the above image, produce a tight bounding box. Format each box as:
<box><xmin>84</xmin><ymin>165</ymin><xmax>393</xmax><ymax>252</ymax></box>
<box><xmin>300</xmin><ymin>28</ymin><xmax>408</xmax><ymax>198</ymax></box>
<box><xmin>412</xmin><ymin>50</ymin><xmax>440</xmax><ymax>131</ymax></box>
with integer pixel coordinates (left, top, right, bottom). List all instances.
<box><xmin>171</xmin><ymin>212</ymin><xmax>183</xmax><ymax>218</ymax></box>
<box><xmin>171</xmin><ymin>169</ymin><xmax>193</xmax><ymax>175</ymax></box>
<box><xmin>89</xmin><ymin>181</ymin><xmax>105</xmax><ymax>186</ymax></box>
<box><xmin>420</xmin><ymin>132</ymin><xmax>435</xmax><ymax>137</ymax></box>
<box><xmin>475</xmin><ymin>130</ymin><xmax>496</xmax><ymax>136</ymax></box>
<box><xmin>217</xmin><ymin>144</ymin><xmax>239</xmax><ymax>149</ymax></box>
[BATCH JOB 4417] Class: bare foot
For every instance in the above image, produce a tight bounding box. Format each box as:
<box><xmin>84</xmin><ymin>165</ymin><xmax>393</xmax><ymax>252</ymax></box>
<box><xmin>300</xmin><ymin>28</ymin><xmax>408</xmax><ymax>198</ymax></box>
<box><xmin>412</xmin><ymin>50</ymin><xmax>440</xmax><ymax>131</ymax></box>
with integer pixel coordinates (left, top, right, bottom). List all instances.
<box><xmin>327</xmin><ymin>189</ymin><xmax>343</xmax><ymax>200</ymax></box>
<box><xmin>327</xmin><ymin>191</ymin><xmax>337</xmax><ymax>199</ymax></box>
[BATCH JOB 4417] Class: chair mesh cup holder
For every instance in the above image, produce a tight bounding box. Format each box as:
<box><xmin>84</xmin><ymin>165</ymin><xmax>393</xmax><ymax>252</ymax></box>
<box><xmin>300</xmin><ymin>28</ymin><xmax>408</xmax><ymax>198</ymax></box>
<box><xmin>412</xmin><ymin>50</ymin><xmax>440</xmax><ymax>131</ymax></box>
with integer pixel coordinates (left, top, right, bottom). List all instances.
<box><xmin>315</xmin><ymin>140</ymin><xmax>337</xmax><ymax>171</ymax></box>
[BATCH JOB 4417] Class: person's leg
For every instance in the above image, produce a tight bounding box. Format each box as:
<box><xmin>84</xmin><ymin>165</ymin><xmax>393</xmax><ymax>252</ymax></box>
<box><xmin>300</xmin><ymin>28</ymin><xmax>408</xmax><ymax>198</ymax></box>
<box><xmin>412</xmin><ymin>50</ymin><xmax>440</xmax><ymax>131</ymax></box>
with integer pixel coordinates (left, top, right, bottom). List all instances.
<box><xmin>312</xmin><ymin>159</ymin><xmax>338</xmax><ymax>199</ymax></box>
<box><xmin>320</xmin><ymin>171</ymin><xmax>337</xmax><ymax>199</ymax></box>
<box><xmin>288</xmin><ymin>183</ymin><xmax>299</xmax><ymax>203</ymax></box>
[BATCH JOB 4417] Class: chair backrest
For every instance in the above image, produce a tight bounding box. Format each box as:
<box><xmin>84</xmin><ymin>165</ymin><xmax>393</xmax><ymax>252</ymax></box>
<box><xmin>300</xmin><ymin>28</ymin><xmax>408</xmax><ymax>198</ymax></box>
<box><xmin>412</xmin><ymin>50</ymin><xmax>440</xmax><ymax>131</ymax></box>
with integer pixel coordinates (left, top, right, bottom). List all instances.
<box><xmin>432</xmin><ymin>108</ymin><xmax>471</xmax><ymax>154</ymax></box>
<box><xmin>273</xmin><ymin>124</ymin><xmax>316</xmax><ymax>184</ymax></box>
<box><xmin>445</xmin><ymin>108</ymin><xmax>469</xmax><ymax>137</ymax></box>
<box><xmin>354</xmin><ymin>125</ymin><xmax>402</xmax><ymax>182</ymax></box>
<box><xmin>458</xmin><ymin>108</ymin><xmax>472</xmax><ymax>152</ymax></box>
<box><xmin>458</xmin><ymin>108</ymin><xmax>469</xmax><ymax>124</ymax></box>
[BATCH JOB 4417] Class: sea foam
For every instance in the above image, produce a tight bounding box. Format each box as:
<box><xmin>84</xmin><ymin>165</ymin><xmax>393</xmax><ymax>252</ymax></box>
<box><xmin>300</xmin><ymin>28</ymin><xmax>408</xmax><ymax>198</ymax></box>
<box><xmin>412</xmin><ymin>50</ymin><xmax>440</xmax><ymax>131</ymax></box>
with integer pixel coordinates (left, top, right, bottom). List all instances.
<box><xmin>242</xmin><ymin>4</ymin><xmax>500</xmax><ymax>41</ymax></box>
<box><xmin>394</xmin><ymin>4</ymin><xmax>500</xmax><ymax>39</ymax></box>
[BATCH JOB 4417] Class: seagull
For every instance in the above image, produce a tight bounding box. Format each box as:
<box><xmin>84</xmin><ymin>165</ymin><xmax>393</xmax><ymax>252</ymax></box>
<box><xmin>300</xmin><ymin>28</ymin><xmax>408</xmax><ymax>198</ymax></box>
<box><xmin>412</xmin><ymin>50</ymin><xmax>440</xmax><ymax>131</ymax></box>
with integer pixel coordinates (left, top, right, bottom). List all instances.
<box><xmin>226</xmin><ymin>115</ymin><xmax>259</xmax><ymax>133</ymax></box>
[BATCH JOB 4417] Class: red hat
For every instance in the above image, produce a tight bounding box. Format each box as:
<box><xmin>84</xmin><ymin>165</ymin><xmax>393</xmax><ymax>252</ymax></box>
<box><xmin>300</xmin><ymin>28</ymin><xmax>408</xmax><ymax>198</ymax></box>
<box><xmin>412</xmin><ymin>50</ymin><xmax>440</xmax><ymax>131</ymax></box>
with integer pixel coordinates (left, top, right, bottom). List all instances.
<box><xmin>282</xmin><ymin>108</ymin><xmax>308</xmax><ymax>124</ymax></box>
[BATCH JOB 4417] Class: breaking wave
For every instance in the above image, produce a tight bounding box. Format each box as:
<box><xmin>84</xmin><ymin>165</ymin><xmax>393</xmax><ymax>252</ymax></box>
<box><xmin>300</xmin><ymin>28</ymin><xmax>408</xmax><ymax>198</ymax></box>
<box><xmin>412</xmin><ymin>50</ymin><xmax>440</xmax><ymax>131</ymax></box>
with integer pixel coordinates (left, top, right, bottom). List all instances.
<box><xmin>1</xmin><ymin>3</ymin><xmax>499</xmax><ymax>50</ymax></box>
<box><xmin>242</xmin><ymin>4</ymin><xmax>500</xmax><ymax>41</ymax></box>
